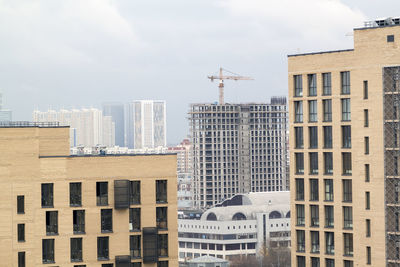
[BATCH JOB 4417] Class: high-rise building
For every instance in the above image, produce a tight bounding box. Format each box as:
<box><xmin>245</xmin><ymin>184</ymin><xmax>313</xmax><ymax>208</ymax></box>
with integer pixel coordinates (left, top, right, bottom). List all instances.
<box><xmin>0</xmin><ymin>91</ymin><xmax>12</xmax><ymax>122</ymax></box>
<box><xmin>125</xmin><ymin>100</ymin><xmax>167</xmax><ymax>149</ymax></box>
<box><xmin>103</xmin><ymin>102</ymin><xmax>125</xmax><ymax>147</ymax></box>
<box><xmin>0</xmin><ymin>122</ymin><xmax>178</xmax><ymax>266</ymax></box>
<box><xmin>189</xmin><ymin>97</ymin><xmax>288</xmax><ymax>209</ymax></box>
<box><xmin>289</xmin><ymin>17</ymin><xmax>400</xmax><ymax>267</ymax></box>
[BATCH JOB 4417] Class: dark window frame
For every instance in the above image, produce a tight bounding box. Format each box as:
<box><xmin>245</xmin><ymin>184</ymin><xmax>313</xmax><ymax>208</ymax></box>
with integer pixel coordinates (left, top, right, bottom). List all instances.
<box><xmin>70</xmin><ymin>237</ymin><xmax>83</xmax><ymax>262</ymax></box>
<box><xmin>101</xmin><ymin>209</ymin><xmax>113</xmax><ymax>233</ymax></box>
<box><xmin>156</xmin><ymin>207</ymin><xmax>168</xmax><ymax>230</ymax></box>
<box><xmin>129</xmin><ymin>208</ymin><xmax>141</xmax><ymax>232</ymax></box>
<box><xmin>46</xmin><ymin>211</ymin><xmax>58</xmax><ymax>235</ymax></box>
<box><xmin>73</xmin><ymin>210</ymin><xmax>85</xmax><ymax>234</ymax></box>
<box><xmin>97</xmin><ymin>236</ymin><xmax>109</xmax><ymax>260</ymax></box>
<box><xmin>18</xmin><ymin>224</ymin><xmax>25</xmax><ymax>242</ymax></box>
<box><xmin>96</xmin><ymin>182</ymin><xmax>108</xmax><ymax>206</ymax></box>
<box><xmin>70</xmin><ymin>182</ymin><xmax>82</xmax><ymax>207</ymax></box>
<box><xmin>41</xmin><ymin>183</ymin><xmax>54</xmax><ymax>208</ymax></box>
<box><xmin>130</xmin><ymin>181</ymin><xmax>141</xmax><ymax>205</ymax></box>
<box><xmin>17</xmin><ymin>195</ymin><xmax>24</xmax><ymax>214</ymax></box>
<box><xmin>156</xmin><ymin>180</ymin><xmax>168</xmax><ymax>203</ymax></box>
<box><xmin>42</xmin><ymin>239</ymin><xmax>55</xmax><ymax>264</ymax></box>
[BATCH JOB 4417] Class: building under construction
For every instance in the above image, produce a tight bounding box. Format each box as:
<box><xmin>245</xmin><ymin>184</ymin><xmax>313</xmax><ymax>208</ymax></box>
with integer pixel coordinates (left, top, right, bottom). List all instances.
<box><xmin>189</xmin><ymin>97</ymin><xmax>288</xmax><ymax>209</ymax></box>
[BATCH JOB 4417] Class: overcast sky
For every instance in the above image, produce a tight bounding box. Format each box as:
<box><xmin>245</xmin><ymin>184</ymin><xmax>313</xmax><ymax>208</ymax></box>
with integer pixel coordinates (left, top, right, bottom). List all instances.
<box><xmin>1</xmin><ymin>0</ymin><xmax>399</xmax><ymax>144</ymax></box>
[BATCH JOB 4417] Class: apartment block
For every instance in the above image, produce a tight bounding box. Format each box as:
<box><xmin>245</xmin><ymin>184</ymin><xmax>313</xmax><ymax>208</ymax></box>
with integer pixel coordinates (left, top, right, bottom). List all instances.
<box><xmin>289</xmin><ymin>17</ymin><xmax>400</xmax><ymax>267</ymax></box>
<box><xmin>189</xmin><ymin>97</ymin><xmax>288</xmax><ymax>209</ymax></box>
<box><xmin>3</xmin><ymin>122</ymin><xmax>177</xmax><ymax>267</ymax></box>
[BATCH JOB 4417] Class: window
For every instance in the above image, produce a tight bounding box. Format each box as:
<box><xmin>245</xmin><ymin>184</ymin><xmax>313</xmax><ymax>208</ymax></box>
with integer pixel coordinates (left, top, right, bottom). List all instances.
<box><xmin>18</xmin><ymin>252</ymin><xmax>25</xmax><ymax>267</ymax></box>
<box><xmin>308</xmin><ymin>74</ymin><xmax>317</xmax><ymax>96</ymax></box>
<box><xmin>296</xmin><ymin>230</ymin><xmax>305</xmax><ymax>252</ymax></box>
<box><xmin>101</xmin><ymin>209</ymin><xmax>113</xmax><ymax>233</ymax></box>
<box><xmin>18</xmin><ymin>224</ymin><xmax>25</xmax><ymax>242</ymax></box>
<box><xmin>294</xmin><ymin>101</ymin><xmax>303</xmax><ymax>123</ymax></box>
<box><xmin>296</xmin><ymin>204</ymin><xmax>305</xmax><ymax>226</ymax></box>
<box><xmin>365</xmin><ymin>137</ymin><xmax>369</xmax><ymax>154</ymax></box>
<box><xmin>366</xmin><ymin>192</ymin><xmax>370</xmax><ymax>210</ymax></box>
<box><xmin>156</xmin><ymin>180</ymin><xmax>167</xmax><ymax>203</ymax></box>
<box><xmin>97</xmin><ymin>237</ymin><xmax>109</xmax><ymax>260</ymax></box>
<box><xmin>295</xmin><ymin>127</ymin><xmax>304</xmax><ymax>149</ymax></box>
<box><xmin>310</xmin><ymin>231</ymin><xmax>320</xmax><ymax>253</ymax></box>
<box><xmin>158</xmin><ymin>261</ymin><xmax>168</xmax><ymax>267</ymax></box>
<box><xmin>324</xmin><ymin>152</ymin><xmax>333</xmax><ymax>175</ymax></box>
<box><xmin>323</xmin><ymin>73</ymin><xmax>332</xmax><ymax>95</ymax></box>
<box><xmin>325</xmin><ymin>232</ymin><xmax>334</xmax><ymax>255</ymax></box>
<box><xmin>325</xmin><ymin>206</ymin><xmax>334</xmax><ymax>228</ymax></box>
<box><xmin>341</xmin><ymin>98</ymin><xmax>351</xmax><ymax>121</ymax></box>
<box><xmin>130</xmin><ymin>181</ymin><xmax>141</xmax><ymax>205</ymax></box>
<box><xmin>343</xmin><ymin>179</ymin><xmax>352</xmax><ymax>202</ymax></box>
<box><xmin>323</xmin><ymin>99</ymin><xmax>332</xmax><ymax>122</ymax></box>
<box><xmin>324</xmin><ymin>179</ymin><xmax>333</xmax><ymax>201</ymax></box>
<box><xmin>294</xmin><ymin>75</ymin><xmax>303</xmax><ymax>97</ymax></box>
<box><xmin>343</xmin><ymin>233</ymin><xmax>353</xmax><ymax>256</ymax></box>
<box><xmin>71</xmin><ymin>238</ymin><xmax>83</xmax><ymax>262</ymax></box>
<box><xmin>366</xmin><ymin>219</ymin><xmax>371</xmax><ymax>237</ymax></box>
<box><xmin>156</xmin><ymin>207</ymin><xmax>168</xmax><ymax>229</ymax></box>
<box><xmin>41</xmin><ymin>183</ymin><xmax>54</xmax><ymax>208</ymax></box>
<box><xmin>309</xmin><ymin>126</ymin><xmax>318</xmax><ymax>148</ymax></box>
<box><xmin>129</xmin><ymin>208</ymin><xmax>141</xmax><ymax>231</ymax></box>
<box><xmin>311</xmin><ymin>257</ymin><xmax>320</xmax><ymax>267</ymax></box>
<box><xmin>295</xmin><ymin>179</ymin><xmax>304</xmax><ymax>200</ymax></box>
<box><xmin>344</xmin><ymin>260</ymin><xmax>354</xmax><ymax>267</ymax></box>
<box><xmin>42</xmin><ymin>239</ymin><xmax>55</xmax><ymax>263</ymax></box>
<box><xmin>158</xmin><ymin>234</ymin><xmax>168</xmax><ymax>257</ymax></box>
<box><xmin>130</xmin><ymin>235</ymin><xmax>141</xmax><ymax>258</ymax></box>
<box><xmin>388</xmin><ymin>35</ymin><xmax>395</xmax><ymax>42</ymax></box>
<box><xmin>295</xmin><ymin>153</ymin><xmax>304</xmax><ymax>174</ymax></box>
<box><xmin>309</xmin><ymin>153</ymin><xmax>318</xmax><ymax>175</ymax></box>
<box><xmin>365</xmin><ymin>164</ymin><xmax>370</xmax><ymax>182</ymax></box>
<box><xmin>46</xmin><ymin>211</ymin><xmax>58</xmax><ymax>235</ymax></box>
<box><xmin>70</xmin><ymin>182</ymin><xmax>82</xmax><ymax>207</ymax></box>
<box><xmin>367</xmin><ymin>246</ymin><xmax>371</xmax><ymax>264</ymax></box>
<box><xmin>309</xmin><ymin>100</ymin><xmax>317</xmax><ymax>122</ymax></box>
<box><xmin>17</xmin><ymin>195</ymin><xmax>24</xmax><ymax>214</ymax></box>
<box><xmin>73</xmin><ymin>210</ymin><xmax>85</xmax><ymax>234</ymax></box>
<box><xmin>310</xmin><ymin>205</ymin><xmax>319</xmax><ymax>227</ymax></box>
<box><xmin>364</xmin><ymin>80</ymin><xmax>368</xmax><ymax>99</ymax></box>
<box><xmin>96</xmin><ymin>182</ymin><xmax>108</xmax><ymax>206</ymax></box>
<box><xmin>310</xmin><ymin>179</ymin><xmax>319</xmax><ymax>201</ymax></box>
<box><xmin>323</xmin><ymin>126</ymin><xmax>332</xmax><ymax>148</ymax></box>
<box><xmin>297</xmin><ymin>256</ymin><xmax>305</xmax><ymax>267</ymax></box>
<box><xmin>326</xmin><ymin>258</ymin><xmax>335</xmax><ymax>267</ymax></box>
<box><xmin>343</xmin><ymin>206</ymin><xmax>353</xmax><ymax>229</ymax></box>
<box><xmin>341</xmin><ymin>71</ymin><xmax>350</xmax><ymax>94</ymax></box>
<box><xmin>342</xmin><ymin>126</ymin><xmax>351</xmax><ymax>148</ymax></box>
<box><xmin>132</xmin><ymin>263</ymin><xmax>142</xmax><ymax>267</ymax></box>
<box><xmin>342</xmin><ymin>153</ymin><xmax>352</xmax><ymax>175</ymax></box>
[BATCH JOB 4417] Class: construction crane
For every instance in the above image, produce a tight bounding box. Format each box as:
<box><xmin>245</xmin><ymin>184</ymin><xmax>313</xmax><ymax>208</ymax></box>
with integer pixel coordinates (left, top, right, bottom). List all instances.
<box><xmin>208</xmin><ymin>67</ymin><xmax>253</xmax><ymax>104</ymax></box>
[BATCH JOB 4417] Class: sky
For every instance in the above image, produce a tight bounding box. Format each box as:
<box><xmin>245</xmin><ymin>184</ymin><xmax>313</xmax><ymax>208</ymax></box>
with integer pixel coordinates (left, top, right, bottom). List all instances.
<box><xmin>0</xmin><ymin>0</ymin><xmax>399</xmax><ymax>145</ymax></box>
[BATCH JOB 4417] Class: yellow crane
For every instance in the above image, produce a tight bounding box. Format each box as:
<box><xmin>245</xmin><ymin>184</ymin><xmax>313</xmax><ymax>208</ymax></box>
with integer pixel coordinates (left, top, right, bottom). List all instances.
<box><xmin>208</xmin><ymin>67</ymin><xmax>253</xmax><ymax>104</ymax></box>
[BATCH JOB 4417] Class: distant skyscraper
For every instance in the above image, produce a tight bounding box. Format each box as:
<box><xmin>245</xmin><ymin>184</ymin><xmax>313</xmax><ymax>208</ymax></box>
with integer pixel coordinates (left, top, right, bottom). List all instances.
<box><xmin>102</xmin><ymin>102</ymin><xmax>124</xmax><ymax>147</ymax></box>
<box><xmin>125</xmin><ymin>100</ymin><xmax>167</xmax><ymax>149</ymax></box>
<box><xmin>0</xmin><ymin>91</ymin><xmax>12</xmax><ymax>122</ymax></box>
<box><xmin>189</xmin><ymin>97</ymin><xmax>288</xmax><ymax>208</ymax></box>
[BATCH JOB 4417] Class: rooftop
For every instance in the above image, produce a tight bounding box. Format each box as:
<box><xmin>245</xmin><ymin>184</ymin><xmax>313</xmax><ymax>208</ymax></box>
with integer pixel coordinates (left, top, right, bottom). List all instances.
<box><xmin>0</xmin><ymin>121</ymin><xmax>64</xmax><ymax>128</ymax></box>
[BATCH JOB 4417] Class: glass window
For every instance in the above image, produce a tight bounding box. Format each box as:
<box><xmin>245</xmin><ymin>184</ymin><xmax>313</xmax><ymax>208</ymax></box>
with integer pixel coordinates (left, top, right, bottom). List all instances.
<box><xmin>97</xmin><ymin>237</ymin><xmax>109</xmax><ymax>260</ymax></box>
<box><xmin>324</xmin><ymin>179</ymin><xmax>333</xmax><ymax>201</ymax></box>
<box><xmin>18</xmin><ymin>224</ymin><xmax>25</xmax><ymax>242</ymax></box>
<box><xmin>309</xmin><ymin>153</ymin><xmax>318</xmax><ymax>175</ymax></box>
<box><xmin>296</xmin><ymin>230</ymin><xmax>305</xmax><ymax>252</ymax></box>
<box><xmin>46</xmin><ymin>211</ymin><xmax>58</xmax><ymax>235</ymax></box>
<box><xmin>365</xmin><ymin>137</ymin><xmax>369</xmax><ymax>154</ymax></box>
<box><xmin>73</xmin><ymin>210</ymin><xmax>85</xmax><ymax>234</ymax></box>
<box><xmin>295</xmin><ymin>153</ymin><xmax>304</xmax><ymax>174</ymax></box>
<box><xmin>156</xmin><ymin>180</ymin><xmax>167</xmax><ymax>203</ymax></box>
<box><xmin>326</xmin><ymin>258</ymin><xmax>335</xmax><ymax>267</ymax></box>
<box><xmin>309</xmin><ymin>126</ymin><xmax>318</xmax><ymax>149</ymax></box>
<box><xmin>341</xmin><ymin>71</ymin><xmax>350</xmax><ymax>94</ymax></box>
<box><xmin>96</xmin><ymin>182</ymin><xmax>108</xmax><ymax>206</ymax></box>
<box><xmin>342</xmin><ymin>153</ymin><xmax>352</xmax><ymax>175</ymax></box>
<box><xmin>310</xmin><ymin>179</ymin><xmax>319</xmax><ymax>201</ymax></box>
<box><xmin>295</xmin><ymin>127</ymin><xmax>304</xmax><ymax>149</ymax></box>
<box><xmin>342</xmin><ymin>126</ymin><xmax>351</xmax><ymax>148</ymax></box>
<box><xmin>295</xmin><ymin>179</ymin><xmax>304</xmax><ymax>200</ymax></box>
<box><xmin>158</xmin><ymin>261</ymin><xmax>168</xmax><ymax>267</ymax></box>
<box><xmin>343</xmin><ymin>233</ymin><xmax>353</xmax><ymax>256</ymax></box>
<box><xmin>294</xmin><ymin>101</ymin><xmax>303</xmax><ymax>123</ymax></box>
<box><xmin>130</xmin><ymin>235</ymin><xmax>141</xmax><ymax>258</ymax></box>
<box><xmin>294</xmin><ymin>75</ymin><xmax>303</xmax><ymax>97</ymax></box>
<box><xmin>310</xmin><ymin>205</ymin><xmax>319</xmax><ymax>227</ymax></box>
<box><xmin>158</xmin><ymin>234</ymin><xmax>168</xmax><ymax>257</ymax></box>
<box><xmin>130</xmin><ymin>181</ymin><xmax>140</xmax><ymax>205</ymax></box>
<box><xmin>341</xmin><ymin>98</ymin><xmax>351</xmax><ymax>121</ymax></box>
<box><xmin>42</xmin><ymin>239</ymin><xmax>55</xmax><ymax>263</ymax></box>
<box><xmin>156</xmin><ymin>207</ymin><xmax>168</xmax><ymax>229</ymax></box>
<box><xmin>308</xmin><ymin>74</ymin><xmax>317</xmax><ymax>96</ymax></box>
<box><xmin>311</xmin><ymin>257</ymin><xmax>320</xmax><ymax>267</ymax></box>
<box><xmin>323</xmin><ymin>73</ymin><xmax>332</xmax><ymax>95</ymax></box>
<box><xmin>364</xmin><ymin>80</ymin><xmax>368</xmax><ymax>99</ymax></box>
<box><xmin>129</xmin><ymin>208</ymin><xmax>141</xmax><ymax>231</ymax></box>
<box><xmin>296</xmin><ymin>204</ymin><xmax>305</xmax><ymax>226</ymax></box>
<box><xmin>325</xmin><ymin>232</ymin><xmax>334</xmax><ymax>255</ymax></box>
<box><xmin>101</xmin><ymin>209</ymin><xmax>113</xmax><ymax>233</ymax></box>
<box><xmin>343</xmin><ymin>179</ymin><xmax>352</xmax><ymax>202</ymax></box>
<box><xmin>309</xmin><ymin>100</ymin><xmax>317</xmax><ymax>122</ymax></box>
<box><xmin>364</xmin><ymin>109</ymin><xmax>369</xmax><ymax>127</ymax></box>
<box><xmin>71</xmin><ymin>238</ymin><xmax>83</xmax><ymax>262</ymax></box>
<box><xmin>344</xmin><ymin>260</ymin><xmax>354</xmax><ymax>267</ymax></box>
<box><xmin>17</xmin><ymin>195</ymin><xmax>24</xmax><ymax>214</ymax></box>
<box><xmin>365</xmin><ymin>164</ymin><xmax>370</xmax><ymax>182</ymax></box>
<box><xmin>366</xmin><ymin>192</ymin><xmax>370</xmax><ymax>210</ymax></box>
<box><xmin>18</xmin><ymin>251</ymin><xmax>25</xmax><ymax>267</ymax></box>
<box><xmin>343</xmin><ymin>206</ymin><xmax>353</xmax><ymax>229</ymax></box>
<box><xmin>297</xmin><ymin>256</ymin><xmax>305</xmax><ymax>267</ymax></box>
<box><xmin>366</xmin><ymin>219</ymin><xmax>371</xmax><ymax>237</ymax></box>
<box><xmin>324</xmin><ymin>152</ymin><xmax>333</xmax><ymax>175</ymax></box>
<box><xmin>325</xmin><ymin>205</ymin><xmax>334</xmax><ymax>228</ymax></box>
<box><xmin>323</xmin><ymin>126</ymin><xmax>332</xmax><ymax>148</ymax></box>
<box><xmin>367</xmin><ymin>246</ymin><xmax>371</xmax><ymax>264</ymax></box>
<box><xmin>323</xmin><ymin>99</ymin><xmax>332</xmax><ymax>122</ymax></box>
<box><xmin>310</xmin><ymin>231</ymin><xmax>320</xmax><ymax>253</ymax></box>
<box><xmin>41</xmin><ymin>183</ymin><xmax>53</xmax><ymax>208</ymax></box>
<box><xmin>70</xmin><ymin>182</ymin><xmax>82</xmax><ymax>207</ymax></box>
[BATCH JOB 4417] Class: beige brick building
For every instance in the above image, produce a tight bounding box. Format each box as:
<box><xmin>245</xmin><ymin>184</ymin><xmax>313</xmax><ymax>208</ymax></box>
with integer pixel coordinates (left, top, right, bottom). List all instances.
<box><xmin>289</xmin><ymin>18</ymin><xmax>400</xmax><ymax>267</ymax></box>
<box><xmin>1</xmin><ymin>123</ymin><xmax>177</xmax><ymax>267</ymax></box>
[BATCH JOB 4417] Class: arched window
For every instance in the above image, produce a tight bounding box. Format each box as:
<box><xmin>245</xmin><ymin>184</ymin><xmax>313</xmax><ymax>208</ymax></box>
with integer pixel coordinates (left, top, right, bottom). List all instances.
<box><xmin>269</xmin><ymin>211</ymin><xmax>282</xmax><ymax>219</ymax></box>
<box><xmin>206</xmin><ymin>212</ymin><xmax>217</xmax><ymax>221</ymax></box>
<box><xmin>232</xmin><ymin>212</ymin><xmax>246</xmax><ymax>220</ymax></box>
<box><xmin>286</xmin><ymin>211</ymin><xmax>291</xmax><ymax>218</ymax></box>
